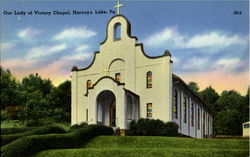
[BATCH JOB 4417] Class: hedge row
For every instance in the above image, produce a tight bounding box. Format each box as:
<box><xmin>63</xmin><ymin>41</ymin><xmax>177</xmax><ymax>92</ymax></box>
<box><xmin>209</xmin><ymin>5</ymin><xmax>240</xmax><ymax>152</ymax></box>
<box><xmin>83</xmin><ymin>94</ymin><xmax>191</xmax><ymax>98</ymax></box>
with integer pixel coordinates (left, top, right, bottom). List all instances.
<box><xmin>128</xmin><ymin>118</ymin><xmax>179</xmax><ymax>136</ymax></box>
<box><xmin>70</xmin><ymin>122</ymin><xmax>88</xmax><ymax>130</ymax></box>
<box><xmin>1</xmin><ymin>127</ymin><xmax>36</xmax><ymax>135</ymax></box>
<box><xmin>1</xmin><ymin>125</ymin><xmax>66</xmax><ymax>146</ymax></box>
<box><xmin>1</xmin><ymin>124</ymin><xmax>114</xmax><ymax>157</ymax></box>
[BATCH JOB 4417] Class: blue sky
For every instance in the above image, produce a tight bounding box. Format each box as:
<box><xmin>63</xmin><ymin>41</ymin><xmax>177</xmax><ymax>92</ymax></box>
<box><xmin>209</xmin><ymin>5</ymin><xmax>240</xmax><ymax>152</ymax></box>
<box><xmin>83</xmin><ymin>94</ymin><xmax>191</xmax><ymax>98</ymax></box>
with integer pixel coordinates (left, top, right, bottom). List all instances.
<box><xmin>0</xmin><ymin>0</ymin><xmax>249</xmax><ymax>94</ymax></box>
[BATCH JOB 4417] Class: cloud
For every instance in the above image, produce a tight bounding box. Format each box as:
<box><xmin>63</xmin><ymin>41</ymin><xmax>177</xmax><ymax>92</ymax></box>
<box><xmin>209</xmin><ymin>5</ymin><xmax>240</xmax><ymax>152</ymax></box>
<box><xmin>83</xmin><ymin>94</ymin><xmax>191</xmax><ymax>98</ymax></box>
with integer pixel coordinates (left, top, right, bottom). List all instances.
<box><xmin>144</xmin><ymin>27</ymin><xmax>247</xmax><ymax>51</ymax></box>
<box><xmin>178</xmin><ymin>70</ymin><xmax>248</xmax><ymax>95</ymax></box>
<box><xmin>27</xmin><ymin>44</ymin><xmax>67</xmax><ymax>59</ymax></box>
<box><xmin>17</xmin><ymin>28</ymin><xmax>42</xmax><ymax>39</ymax></box>
<box><xmin>36</xmin><ymin>52</ymin><xmax>92</xmax><ymax>85</ymax></box>
<box><xmin>75</xmin><ymin>45</ymin><xmax>89</xmax><ymax>52</ymax></box>
<box><xmin>1</xmin><ymin>58</ymin><xmax>35</xmax><ymax>68</ymax></box>
<box><xmin>53</xmin><ymin>27</ymin><xmax>97</xmax><ymax>40</ymax></box>
<box><xmin>144</xmin><ymin>27</ymin><xmax>182</xmax><ymax>47</ymax></box>
<box><xmin>212</xmin><ymin>58</ymin><xmax>248</xmax><ymax>73</ymax></box>
<box><xmin>180</xmin><ymin>57</ymin><xmax>210</xmax><ymax>71</ymax></box>
<box><xmin>183</xmin><ymin>32</ymin><xmax>243</xmax><ymax>48</ymax></box>
<box><xmin>1</xmin><ymin>42</ymin><xmax>15</xmax><ymax>51</ymax></box>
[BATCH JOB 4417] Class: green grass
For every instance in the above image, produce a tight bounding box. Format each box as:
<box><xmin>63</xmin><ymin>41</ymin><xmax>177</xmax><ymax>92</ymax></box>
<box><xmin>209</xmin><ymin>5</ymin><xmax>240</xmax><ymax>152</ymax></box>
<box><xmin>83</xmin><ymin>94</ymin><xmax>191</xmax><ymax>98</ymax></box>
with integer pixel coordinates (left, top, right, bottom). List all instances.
<box><xmin>34</xmin><ymin>136</ymin><xmax>249</xmax><ymax>157</ymax></box>
<box><xmin>1</xmin><ymin>120</ymin><xmax>25</xmax><ymax>128</ymax></box>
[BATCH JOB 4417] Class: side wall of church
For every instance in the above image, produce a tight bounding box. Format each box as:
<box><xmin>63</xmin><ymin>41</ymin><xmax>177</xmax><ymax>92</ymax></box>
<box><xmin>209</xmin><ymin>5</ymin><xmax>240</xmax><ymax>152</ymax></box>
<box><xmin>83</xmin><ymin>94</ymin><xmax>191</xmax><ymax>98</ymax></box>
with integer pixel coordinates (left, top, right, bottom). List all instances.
<box><xmin>135</xmin><ymin>46</ymin><xmax>172</xmax><ymax>122</ymax></box>
<box><xmin>172</xmin><ymin>83</ymin><xmax>213</xmax><ymax>138</ymax></box>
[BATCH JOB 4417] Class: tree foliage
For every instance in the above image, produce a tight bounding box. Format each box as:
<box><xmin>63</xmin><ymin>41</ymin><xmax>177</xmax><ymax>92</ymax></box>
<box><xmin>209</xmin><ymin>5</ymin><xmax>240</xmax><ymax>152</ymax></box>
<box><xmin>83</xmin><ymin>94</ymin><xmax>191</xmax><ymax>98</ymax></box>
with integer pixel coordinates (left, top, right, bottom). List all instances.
<box><xmin>213</xmin><ymin>90</ymin><xmax>248</xmax><ymax>135</ymax></box>
<box><xmin>199</xmin><ymin>86</ymin><xmax>220</xmax><ymax>113</ymax></box>
<box><xmin>0</xmin><ymin>67</ymin><xmax>18</xmax><ymax>108</ymax></box>
<box><xmin>0</xmin><ymin>67</ymin><xmax>71</xmax><ymax>123</ymax></box>
<box><xmin>187</xmin><ymin>82</ymin><xmax>200</xmax><ymax>95</ymax></box>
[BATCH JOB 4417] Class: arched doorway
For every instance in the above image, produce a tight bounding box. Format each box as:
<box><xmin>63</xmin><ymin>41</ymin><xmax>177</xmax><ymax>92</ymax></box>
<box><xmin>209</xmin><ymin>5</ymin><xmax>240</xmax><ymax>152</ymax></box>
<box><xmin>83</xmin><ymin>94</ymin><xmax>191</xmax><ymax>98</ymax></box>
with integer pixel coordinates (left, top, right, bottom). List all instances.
<box><xmin>96</xmin><ymin>90</ymin><xmax>116</xmax><ymax>127</ymax></box>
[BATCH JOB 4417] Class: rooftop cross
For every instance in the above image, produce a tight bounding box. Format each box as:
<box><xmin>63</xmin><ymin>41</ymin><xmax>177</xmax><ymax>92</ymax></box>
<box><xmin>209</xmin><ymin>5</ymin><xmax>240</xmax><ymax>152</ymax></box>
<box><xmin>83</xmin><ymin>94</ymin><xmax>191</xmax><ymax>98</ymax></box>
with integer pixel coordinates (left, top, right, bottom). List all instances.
<box><xmin>114</xmin><ymin>1</ymin><xmax>124</xmax><ymax>15</ymax></box>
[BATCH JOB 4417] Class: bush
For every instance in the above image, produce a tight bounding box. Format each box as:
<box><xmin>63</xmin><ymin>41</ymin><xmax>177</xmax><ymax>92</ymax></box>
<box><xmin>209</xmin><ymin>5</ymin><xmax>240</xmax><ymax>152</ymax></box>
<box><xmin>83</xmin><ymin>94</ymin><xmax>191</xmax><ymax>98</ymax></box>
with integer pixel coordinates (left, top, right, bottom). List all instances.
<box><xmin>164</xmin><ymin>121</ymin><xmax>179</xmax><ymax>136</ymax></box>
<box><xmin>25</xmin><ymin>118</ymin><xmax>54</xmax><ymax>127</ymax></box>
<box><xmin>70</xmin><ymin>122</ymin><xmax>88</xmax><ymax>130</ymax></box>
<box><xmin>1</xmin><ymin>127</ymin><xmax>36</xmax><ymax>135</ymax></box>
<box><xmin>1</xmin><ymin>125</ymin><xmax>65</xmax><ymax>146</ymax></box>
<box><xmin>1</xmin><ymin>110</ymin><xmax>11</xmax><ymax>121</ymax></box>
<box><xmin>1</xmin><ymin>124</ymin><xmax>114</xmax><ymax>157</ymax></box>
<box><xmin>128</xmin><ymin>118</ymin><xmax>179</xmax><ymax>136</ymax></box>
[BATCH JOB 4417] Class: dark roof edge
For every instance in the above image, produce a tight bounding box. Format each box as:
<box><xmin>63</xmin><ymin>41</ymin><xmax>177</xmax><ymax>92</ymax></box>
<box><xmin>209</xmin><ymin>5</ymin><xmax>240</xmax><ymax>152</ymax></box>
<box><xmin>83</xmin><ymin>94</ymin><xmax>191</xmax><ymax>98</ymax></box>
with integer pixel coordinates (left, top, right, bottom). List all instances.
<box><xmin>172</xmin><ymin>74</ymin><xmax>214</xmax><ymax>115</ymax></box>
<box><xmin>123</xmin><ymin>88</ymin><xmax>140</xmax><ymax>98</ymax></box>
<box><xmin>136</xmin><ymin>43</ymin><xmax>172</xmax><ymax>59</ymax></box>
<box><xmin>71</xmin><ymin>51</ymin><xmax>100</xmax><ymax>72</ymax></box>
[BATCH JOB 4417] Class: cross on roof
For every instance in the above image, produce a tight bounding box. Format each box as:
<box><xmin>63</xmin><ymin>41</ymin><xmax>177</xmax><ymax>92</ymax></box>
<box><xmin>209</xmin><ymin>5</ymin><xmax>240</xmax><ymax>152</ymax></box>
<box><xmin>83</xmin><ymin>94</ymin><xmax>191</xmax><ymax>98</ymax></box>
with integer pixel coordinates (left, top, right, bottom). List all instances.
<box><xmin>114</xmin><ymin>1</ymin><xmax>124</xmax><ymax>15</ymax></box>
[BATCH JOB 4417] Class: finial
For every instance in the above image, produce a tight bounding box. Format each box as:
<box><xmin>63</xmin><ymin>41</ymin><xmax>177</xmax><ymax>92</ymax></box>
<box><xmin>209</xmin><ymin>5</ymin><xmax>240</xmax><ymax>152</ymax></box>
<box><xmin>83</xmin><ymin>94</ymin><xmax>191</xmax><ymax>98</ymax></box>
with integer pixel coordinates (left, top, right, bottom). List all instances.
<box><xmin>114</xmin><ymin>1</ymin><xmax>124</xmax><ymax>15</ymax></box>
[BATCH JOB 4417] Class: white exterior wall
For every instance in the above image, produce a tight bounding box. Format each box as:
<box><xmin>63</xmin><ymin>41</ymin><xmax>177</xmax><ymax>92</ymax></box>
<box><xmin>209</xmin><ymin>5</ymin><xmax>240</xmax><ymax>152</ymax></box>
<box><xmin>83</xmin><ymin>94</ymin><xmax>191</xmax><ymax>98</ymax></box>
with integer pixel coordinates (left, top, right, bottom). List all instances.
<box><xmin>135</xmin><ymin>46</ymin><xmax>172</xmax><ymax>121</ymax></box>
<box><xmin>172</xmin><ymin>82</ymin><xmax>213</xmax><ymax>138</ymax></box>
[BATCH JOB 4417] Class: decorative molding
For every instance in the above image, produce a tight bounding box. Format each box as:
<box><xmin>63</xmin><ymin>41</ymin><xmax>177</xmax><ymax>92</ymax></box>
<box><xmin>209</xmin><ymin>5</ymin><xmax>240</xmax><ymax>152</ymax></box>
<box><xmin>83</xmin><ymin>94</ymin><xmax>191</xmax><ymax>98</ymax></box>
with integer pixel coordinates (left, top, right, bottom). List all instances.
<box><xmin>135</xmin><ymin>43</ymin><xmax>172</xmax><ymax>59</ymax></box>
<box><xmin>84</xmin><ymin>76</ymin><xmax>125</xmax><ymax>96</ymax></box>
<box><xmin>72</xmin><ymin>51</ymin><xmax>100</xmax><ymax>72</ymax></box>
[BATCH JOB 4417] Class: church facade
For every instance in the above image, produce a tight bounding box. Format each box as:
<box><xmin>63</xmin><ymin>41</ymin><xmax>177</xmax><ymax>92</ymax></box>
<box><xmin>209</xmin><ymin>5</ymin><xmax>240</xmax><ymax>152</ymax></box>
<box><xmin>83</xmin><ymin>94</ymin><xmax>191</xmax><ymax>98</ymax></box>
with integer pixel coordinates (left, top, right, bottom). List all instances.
<box><xmin>71</xmin><ymin>15</ymin><xmax>213</xmax><ymax>138</ymax></box>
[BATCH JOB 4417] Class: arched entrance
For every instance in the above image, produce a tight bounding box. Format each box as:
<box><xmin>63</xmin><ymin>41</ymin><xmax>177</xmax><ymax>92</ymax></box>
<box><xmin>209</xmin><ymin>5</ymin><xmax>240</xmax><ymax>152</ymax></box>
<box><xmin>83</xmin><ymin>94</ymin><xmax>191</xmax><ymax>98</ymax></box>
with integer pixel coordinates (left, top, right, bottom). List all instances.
<box><xmin>96</xmin><ymin>90</ymin><xmax>116</xmax><ymax>127</ymax></box>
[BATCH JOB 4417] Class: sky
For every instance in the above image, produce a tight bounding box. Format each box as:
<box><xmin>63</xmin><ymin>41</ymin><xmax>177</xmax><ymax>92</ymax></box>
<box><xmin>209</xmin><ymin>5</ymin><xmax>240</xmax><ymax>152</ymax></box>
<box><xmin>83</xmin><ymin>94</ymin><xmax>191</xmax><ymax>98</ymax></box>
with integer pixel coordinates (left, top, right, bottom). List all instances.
<box><xmin>0</xmin><ymin>0</ymin><xmax>249</xmax><ymax>95</ymax></box>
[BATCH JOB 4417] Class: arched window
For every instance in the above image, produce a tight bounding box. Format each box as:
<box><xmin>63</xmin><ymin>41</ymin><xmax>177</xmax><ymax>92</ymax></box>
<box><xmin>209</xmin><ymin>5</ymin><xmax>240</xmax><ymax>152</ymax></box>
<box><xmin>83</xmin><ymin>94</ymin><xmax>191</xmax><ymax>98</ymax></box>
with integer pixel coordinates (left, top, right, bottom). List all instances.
<box><xmin>146</xmin><ymin>71</ymin><xmax>152</xmax><ymax>88</ymax></box>
<box><xmin>87</xmin><ymin>80</ymin><xmax>91</xmax><ymax>89</ymax></box>
<box><xmin>198</xmin><ymin>108</ymin><xmax>200</xmax><ymax>130</ymax></box>
<box><xmin>191</xmin><ymin>103</ymin><xmax>194</xmax><ymax>127</ymax></box>
<box><xmin>114</xmin><ymin>23</ymin><xmax>121</xmax><ymax>40</ymax></box>
<box><xmin>183</xmin><ymin>97</ymin><xmax>187</xmax><ymax>123</ymax></box>
<box><xmin>173</xmin><ymin>90</ymin><xmax>178</xmax><ymax>118</ymax></box>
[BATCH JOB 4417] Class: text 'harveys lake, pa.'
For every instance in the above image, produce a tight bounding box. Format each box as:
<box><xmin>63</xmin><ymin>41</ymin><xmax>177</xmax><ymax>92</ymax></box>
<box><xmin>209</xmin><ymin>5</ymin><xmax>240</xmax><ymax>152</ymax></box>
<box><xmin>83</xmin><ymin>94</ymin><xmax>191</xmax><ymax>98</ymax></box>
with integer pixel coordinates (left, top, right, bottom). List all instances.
<box><xmin>2</xmin><ymin>10</ymin><xmax>116</xmax><ymax>16</ymax></box>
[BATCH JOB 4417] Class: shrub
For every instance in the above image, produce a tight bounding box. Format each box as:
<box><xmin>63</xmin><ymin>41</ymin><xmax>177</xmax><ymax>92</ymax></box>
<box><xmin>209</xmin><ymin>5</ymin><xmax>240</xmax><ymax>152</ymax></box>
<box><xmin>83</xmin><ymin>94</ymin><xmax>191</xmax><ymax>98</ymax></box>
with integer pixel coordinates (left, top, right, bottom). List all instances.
<box><xmin>1</xmin><ymin>125</ymin><xmax>65</xmax><ymax>146</ymax></box>
<box><xmin>164</xmin><ymin>121</ymin><xmax>179</xmax><ymax>136</ymax></box>
<box><xmin>25</xmin><ymin>118</ymin><xmax>54</xmax><ymax>127</ymax></box>
<box><xmin>1</xmin><ymin>127</ymin><xmax>36</xmax><ymax>135</ymax></box>
<box><xmin>128</xmin><ymin>118</ymin><xmax>179</xmax><ymax>136</ymax></box>
<box><xmin>70</xmin><ymin>122</ymin><xmax>88</xmax><ymax>130</ymax></box>
<box><xmin>1</xmin><ymin>124</ymin><xmax>114</xmax><ymax>157</ymax></box>
<box><xmin>1</xmin><ymin>110</ymin><xmax>11</xmax><ymax>121</ymax></box>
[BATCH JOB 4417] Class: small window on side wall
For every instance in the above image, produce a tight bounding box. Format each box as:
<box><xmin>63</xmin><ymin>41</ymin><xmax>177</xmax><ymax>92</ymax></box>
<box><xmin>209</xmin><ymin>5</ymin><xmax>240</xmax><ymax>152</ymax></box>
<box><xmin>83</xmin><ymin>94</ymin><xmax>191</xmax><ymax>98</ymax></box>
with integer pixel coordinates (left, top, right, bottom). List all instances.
<box><xmin>173</xmin><ymin>90</ymin><xmax>178</xmax><ymax>119</ymax></box>
<box><xmin>147</xmin><ymin>103</ymin><xmax>152</xmax><ymax>118</ymax></box>
<box><xmin>146</xmin><ymin>71</ymin><xmax>152</xmax><ymax>88</ymax></box>
<box><xmin>115</xmin><ymin>73</ymin><xmax>121</xmax><ymax>82</ymax></box>
<box><xmin>114</xmin><ymin>23</ymin><xmax>121</xmax><ymax>40</ymax></box>
<box><xmin>87</xmin><ymin>80</ymin><xmax>91</xmax><ymax>89</ymax></box>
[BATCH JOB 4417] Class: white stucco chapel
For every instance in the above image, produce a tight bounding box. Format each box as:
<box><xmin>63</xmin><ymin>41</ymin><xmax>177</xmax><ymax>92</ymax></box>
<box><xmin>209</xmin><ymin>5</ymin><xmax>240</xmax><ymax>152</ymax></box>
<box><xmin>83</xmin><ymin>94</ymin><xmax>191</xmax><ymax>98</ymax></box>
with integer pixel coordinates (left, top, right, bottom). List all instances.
<box><xmin>71</xmin><ymin>11</ymin><xmax>213</xmax><ymax>138</ymax></box>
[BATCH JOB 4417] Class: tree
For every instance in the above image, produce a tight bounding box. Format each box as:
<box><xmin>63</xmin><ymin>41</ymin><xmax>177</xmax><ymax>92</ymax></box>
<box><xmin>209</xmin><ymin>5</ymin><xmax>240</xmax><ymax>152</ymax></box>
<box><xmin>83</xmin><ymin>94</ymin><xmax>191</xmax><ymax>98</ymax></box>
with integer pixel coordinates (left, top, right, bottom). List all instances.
<box><xmin>21</xmin><ymin>73</ymin><xmax>53</xmax><ymax>97</ymax></box>
<box><xmin>213</xmin><ymin>90</ymin><xmax>248</xmax><ymax>135</ymax></box>
<box><xmin>0</xmin><ymin>67</ymin><xmax>19</xmax><ymax>109</ymax></box>
<box><xmin>187</xmin><ymin>82</ymin><xmax>200</xmax><ymax>95</ymax></box>
<box><xmin>214</xmin><ymin>109</ymin><xmax>241</xmax><ymax>135</ymax></box>
<box><xmin>18</xmin><ymin>73</ymin><xmax>55</xmax><ymax>122</ymax></box>
<box><xmin>216</xmin><ymin>90</ymin><xmax>245</xmax><ymax>111</ymax></box>
<box><xmin>199</xmin><ymin>86</ymin><xmax>219</xmax><ymax>112</ymax></box>
<box><xmin>48</xmin><ymin>80</ymin><xmax>71</xmax><ymax>122</ymax></box>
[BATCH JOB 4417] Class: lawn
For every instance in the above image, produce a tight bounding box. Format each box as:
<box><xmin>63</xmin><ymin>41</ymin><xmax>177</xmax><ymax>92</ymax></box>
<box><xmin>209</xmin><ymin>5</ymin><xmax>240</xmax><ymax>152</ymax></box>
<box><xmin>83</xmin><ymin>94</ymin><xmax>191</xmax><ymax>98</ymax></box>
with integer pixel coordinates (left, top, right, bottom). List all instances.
<box><xmin>34</xmin><ymin>136</ymin><xmax>249</xmax><ymax>157</ymax></box>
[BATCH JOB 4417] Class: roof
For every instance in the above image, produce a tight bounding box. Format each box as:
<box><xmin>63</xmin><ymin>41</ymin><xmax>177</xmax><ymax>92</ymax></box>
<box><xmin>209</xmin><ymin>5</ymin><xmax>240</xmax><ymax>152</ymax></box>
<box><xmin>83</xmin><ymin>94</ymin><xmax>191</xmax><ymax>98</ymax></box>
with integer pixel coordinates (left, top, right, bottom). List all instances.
<box><xmin>172</xmin><ymin>74</ymin><xmax>214</xmax><ymax>115</ymax></box>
